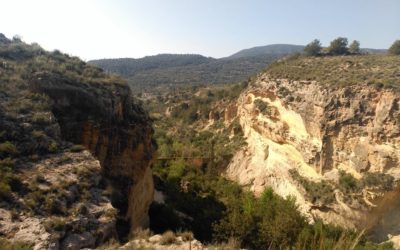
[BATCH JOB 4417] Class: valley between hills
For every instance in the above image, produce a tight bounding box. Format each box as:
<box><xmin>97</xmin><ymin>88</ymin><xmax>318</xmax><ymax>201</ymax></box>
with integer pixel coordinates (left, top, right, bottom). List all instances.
<box><xmin>1</xmin><ymin>33</ymin><xmax>400</xmax><ymax>250</ymax></box>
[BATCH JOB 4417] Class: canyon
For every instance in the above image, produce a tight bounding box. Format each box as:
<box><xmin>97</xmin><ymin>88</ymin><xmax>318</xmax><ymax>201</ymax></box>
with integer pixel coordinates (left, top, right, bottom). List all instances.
<box><xmin>1</xmin><ymin>33</ymin><xmax>399</xmax><ymax>249</ymax></box>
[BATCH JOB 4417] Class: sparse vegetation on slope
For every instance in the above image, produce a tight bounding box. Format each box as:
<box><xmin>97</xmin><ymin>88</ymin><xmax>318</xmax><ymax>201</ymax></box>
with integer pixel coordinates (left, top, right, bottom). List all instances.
<box><xmin>265</xmin><ymin>54</ymin><xmax>400</xmax><ymax>89</ymax></box>
<box><xmin>0</xmin><ymin>35</ymin><xmax>127</xmax><ymax>160</ymax></box>
<box><xmin>289</xmin><ymin>169</ymin><xmax>335</xmax><ymax>205</ymax></box>
<box><xmin>0</xmin><ymin>34</ymin><xmax>154</xmax><ymax>248</ymax></box>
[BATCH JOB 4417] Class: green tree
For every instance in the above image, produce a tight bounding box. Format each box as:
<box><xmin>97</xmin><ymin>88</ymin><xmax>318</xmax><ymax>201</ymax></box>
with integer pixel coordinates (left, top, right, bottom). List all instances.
<box><xmin>213</xmin><ymin>188</ymin><xmax>306</xmax><ymax>249</ymax></box>
<box><xmin>388</xmin><ymin>40</ymin><xmax>400</xmax><ymax>55</ymax></box>
<box><xmin>327</xmin><ymin>37</ymin><xmax>349</xmax><ymax>55</ymax></box>
<box><xmin>167</xmin><ymin>159</ymin><xmax>186</xmax><ymax>182</ymax></box>
<box><xmin>349</xmin><ymin>40</ymin><xmax>361</xmax><ymax>54</ymax></box>
<box><xmin>304</xmin><ymin>39</ymin><xmax>322</xmax><ymax>56</ymax></box>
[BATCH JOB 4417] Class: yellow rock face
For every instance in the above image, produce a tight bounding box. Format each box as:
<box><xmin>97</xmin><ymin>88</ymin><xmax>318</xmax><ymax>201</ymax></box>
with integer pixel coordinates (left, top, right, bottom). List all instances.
<box><xmin>226</xmin><ymin>75</ymin><xmax>400</xmax><ymax>228</ymax></box>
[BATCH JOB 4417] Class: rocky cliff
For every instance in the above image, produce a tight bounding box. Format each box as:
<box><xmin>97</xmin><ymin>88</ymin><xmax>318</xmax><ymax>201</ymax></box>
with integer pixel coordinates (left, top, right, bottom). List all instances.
<box><xmin>29</xmin><ymin>72</ymin><xmax>155</xmax><ymax>231</ymax></box>
<box><xmin>0</xmin><ymin>35</ymin><xmax>155</xmax><ymax>249</ymax></box>
<box><xmin>226</xmin><ymin>55</ymin><xmax>400</xmax><ymax>233</ymax></box>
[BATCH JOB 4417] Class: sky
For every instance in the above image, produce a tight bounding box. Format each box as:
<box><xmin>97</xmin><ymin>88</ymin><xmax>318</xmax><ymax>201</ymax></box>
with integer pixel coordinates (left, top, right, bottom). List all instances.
<box><xmin>0</xmin><ymin>0</ymin><xmax>399</xmax><ymax>60</ymax></box>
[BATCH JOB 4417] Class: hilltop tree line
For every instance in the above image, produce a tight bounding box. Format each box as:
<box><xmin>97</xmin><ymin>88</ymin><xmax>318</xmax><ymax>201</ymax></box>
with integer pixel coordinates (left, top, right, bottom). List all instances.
<box><xmin>304</xmin><ymin>37</ymin><xmax>400</xmax><ymax>56</ymax></box>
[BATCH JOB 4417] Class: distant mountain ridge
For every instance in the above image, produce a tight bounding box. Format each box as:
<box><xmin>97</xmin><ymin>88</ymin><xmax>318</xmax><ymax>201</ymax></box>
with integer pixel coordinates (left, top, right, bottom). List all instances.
<box><xmin>90</xmin><ymin>54</ymin><xmax>215</xmax><ymax>77</ymax></box>
<box><xmin>89</xmin><ymin>43</ymin><xmax>387</xmax><ymax>90</ymax></box>
<box><xmin>88</xmin><ymin>46</ymin><xmax>298</xmax><ymax>90</ymax></box>
<box><xmin>227</xmin><ymin>44</ymin><xmax>305</xmax><ymax>59</ymax></box>
<box><xmin>360</xmin><ymin>48</ymin><xmax>387</xmax><ymax>54</ymax></box>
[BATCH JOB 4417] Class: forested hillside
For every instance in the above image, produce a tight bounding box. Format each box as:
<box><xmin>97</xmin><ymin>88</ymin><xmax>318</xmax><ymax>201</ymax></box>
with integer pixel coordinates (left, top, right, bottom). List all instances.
<box><xmin>89</xmin><ymin>51</ymin><xmax>292</xmax><ymax>90</ymax></box>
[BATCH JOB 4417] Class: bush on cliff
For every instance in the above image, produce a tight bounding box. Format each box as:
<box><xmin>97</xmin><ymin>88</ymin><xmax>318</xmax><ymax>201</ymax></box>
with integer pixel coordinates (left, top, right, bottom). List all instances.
<box><xmin>289</xmin><ymin>169</ymin><xmax>335</xmax><ymax>205</ymax></box>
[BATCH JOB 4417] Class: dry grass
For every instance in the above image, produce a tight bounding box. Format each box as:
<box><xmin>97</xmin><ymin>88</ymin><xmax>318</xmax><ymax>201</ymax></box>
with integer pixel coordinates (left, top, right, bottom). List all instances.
<box><xmin>265</xmin><ymin>55</ymin><xmax>400</xmax><ymax>90</ymax></box>
<box><xmin>159</xmin><ymin>230</ymin><xmax>176</xmax><ymax>245</ymax></box>
<box><xmin>178</xmin><ymin>230</ymin><xmax>194</xmax><ymax>242</ymax></box>
<box><xmin>0</xmin><ymin>238</ymin><xmax>33</xmax><ymax>250</ymax></box>
<box><xmin>206</xmin><ymin>237</ymin><xmax>241</xmax><ymax>250</ymax></box>
<box><xmin>130</xmin><ymin>228</ymin><xmax>152</xmax><ymax>241</ymax></box>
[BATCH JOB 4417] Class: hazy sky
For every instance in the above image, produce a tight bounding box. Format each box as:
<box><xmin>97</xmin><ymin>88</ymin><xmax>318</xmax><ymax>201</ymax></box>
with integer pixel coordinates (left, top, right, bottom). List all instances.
<box><xmin>1</xmin><ymin>0</ymin><xmax>399</xmax><ymax>60</ymax></box>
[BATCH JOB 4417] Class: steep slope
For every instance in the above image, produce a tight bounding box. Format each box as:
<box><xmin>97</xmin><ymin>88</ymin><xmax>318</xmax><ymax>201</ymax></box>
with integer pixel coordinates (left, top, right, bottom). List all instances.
<box><xmin>0</xmin><ymin>34</ymin><xmax>155</xmax><ymax>248</ymax></box>
<box><xmin>226</xmin><ymin>55</ymin><xmax>400</xmax><ymax>233</ymax></box>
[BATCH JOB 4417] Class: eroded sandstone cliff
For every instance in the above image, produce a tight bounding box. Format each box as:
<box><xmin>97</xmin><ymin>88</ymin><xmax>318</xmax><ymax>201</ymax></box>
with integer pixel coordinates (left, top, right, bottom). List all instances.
<box><xmin>29</xmin><ymin>72</ymin><xmax>156</xmax><ymax>232</ymax></box>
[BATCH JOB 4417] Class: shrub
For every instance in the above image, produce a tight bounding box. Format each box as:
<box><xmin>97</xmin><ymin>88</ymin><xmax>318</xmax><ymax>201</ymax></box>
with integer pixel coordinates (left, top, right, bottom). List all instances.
<box><xmin>361</xmin><ymin>172</ymin><xmax>394</xmax><ymax>191</ymax></box>
<box><xmin>0</xmin><ymin>238</ymin><xmax>33</xmax><ymax>250</ymax></box>
<box><xmin>0</xmin><ymin>181</ymin><xmax>12</xmax><ymax>199</ymax></box>
<box><xmin>76</xmin><ymin>167</ymin><xmax>92</xmax><ymax>179</ymax></box>
<box><xmin>304</xmin><ymin>39</ymin><xmax>322</xmax><ymax>56</ymax></box>
<box><xmin>24</xmin><ymin>189</ymin><xmax>45</xmax><ymax>211</ymax></box>
<box><xmin>338</xmin><ymin>171</ymin><xmax>360</xmax><ymax>193</ymax></box>
<box><xmin>254</xmin><ymin>99</ymin><xmax>268</xmax><ymax>113</ymax></box>
<box><xmin>167</xmin><ymin>159</ymin><xmax>186</xmax><ymax>183</ymax></box>
<box><xmin>327</xmin><ymin>37</ymin><xmax>349</xmax><ymax>55</ymax></box>
<box><xmin>388</xmin><ymin>40</ymin><xmax>400</xmax><ymax>55</ymax></box>
<box><xmin>0</xmin><ymin>158</ymin><xmax>16</xmax><ymax>199</ymax></box>
<box><xmin>74</xmin><ymin>203</ymin><xmax>89</xmax><ymax>216</ymax></box>
<box><xmin>47</xmin><ymin>141</ymin><xmax>58</xmax><ymax>153</ymax></box>
<box><xmin>43</xmin><ymin>193</ymin><xmax>66</xmax><ymax>215</ymax></box>
<box><xmin>31</xmin><ymin>112</ymin><xmax>52</xmax><ymax>125</ymax></box>
<box><xmin>44</xmin><ymin>217</ymin><xmax>66</xmax><ymax>232</ymax></box>
<box><xmin>69</xmin><ymin>144</ymin><xmax>86</xmax><ymax>152</ymax></box>
<box><xmin>0</xmin><ymin>141</ymin><xmax>18</xmax><ymax>157</ymax></box>
<box><xmin>295</xmin><ymin>221</ymin><xmax>393</xmax><ymax>250</ymax></box>
<box><xmin>10</xmin><ymin>209</ymin><xmax>20</xmax><ymax>221</ymax></box>
<box><xmin>105</xmin><ymin>208</ymin><xmax>118</xmax><ymax>219</ymax></box>
<box><xmin>57</xmin><ymin>155</ymin><xmax>72</xmax><ymax>164</ymax></box>
<box><xmin>213</xmin><ymin>188</ymin><xmax>307</xmax><ymax>249</ymax></box>
<box><xmin>289</xmin><ymin>169</ymin><xmax>335</xmax><ymax>205</ymax></box>
<box><xmin>160</xmin><ymin>230</ymin><xmax>176</xmax><ymax>245</ymax></box>
<box><xmin>178</xmin><ymin>231</ymin><xmax>193</xmax><ymax>242</ymax></box>
<box><xmin>349</xmin><ymin>40</ymin><xmax>361</xmax><ymax>54</ymax></box>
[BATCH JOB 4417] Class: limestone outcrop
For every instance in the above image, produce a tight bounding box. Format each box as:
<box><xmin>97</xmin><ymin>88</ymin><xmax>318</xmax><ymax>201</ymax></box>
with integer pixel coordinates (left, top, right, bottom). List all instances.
<box><xmin>226</xmin><ymin>75</ymin><xmax>400</xmax><ymax>229</ymax></box>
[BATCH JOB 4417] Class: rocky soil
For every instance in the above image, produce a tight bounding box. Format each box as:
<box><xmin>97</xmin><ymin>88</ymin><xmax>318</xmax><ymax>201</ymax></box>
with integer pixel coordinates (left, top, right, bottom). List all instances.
<box><xmin>0</xmin><ymin>151</ymin><xmax>116</xmax><ymax>249</ymax></box>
